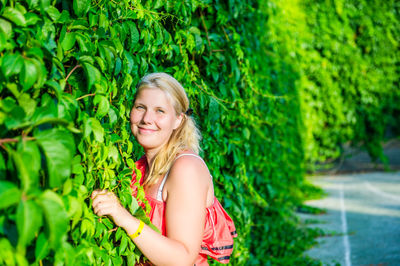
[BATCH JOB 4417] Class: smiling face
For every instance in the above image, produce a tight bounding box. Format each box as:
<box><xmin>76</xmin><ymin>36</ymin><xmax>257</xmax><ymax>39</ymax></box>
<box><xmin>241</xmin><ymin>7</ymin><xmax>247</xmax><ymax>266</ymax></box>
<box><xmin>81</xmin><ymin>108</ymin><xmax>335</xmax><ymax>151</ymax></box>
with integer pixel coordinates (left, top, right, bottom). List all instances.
<box><xmin>130</xmin><ymin>87</ymin><xmax>183</xmax><ymax>155</ymax></box>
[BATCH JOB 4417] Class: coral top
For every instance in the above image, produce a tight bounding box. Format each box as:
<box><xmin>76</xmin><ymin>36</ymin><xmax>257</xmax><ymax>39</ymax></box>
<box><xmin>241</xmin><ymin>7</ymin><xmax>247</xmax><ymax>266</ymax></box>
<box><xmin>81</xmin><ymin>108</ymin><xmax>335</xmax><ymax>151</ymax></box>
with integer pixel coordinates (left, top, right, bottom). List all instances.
<box><xmin>132</xmin><ymin>155</ymin><xmax>237</xmax><ymax>265</ymax></box>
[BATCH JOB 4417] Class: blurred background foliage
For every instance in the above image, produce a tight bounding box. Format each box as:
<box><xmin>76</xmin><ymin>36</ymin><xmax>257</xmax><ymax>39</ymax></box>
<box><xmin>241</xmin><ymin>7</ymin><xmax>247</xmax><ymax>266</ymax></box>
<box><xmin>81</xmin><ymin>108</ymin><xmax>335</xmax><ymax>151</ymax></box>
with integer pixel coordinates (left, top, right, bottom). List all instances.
<box><xmin>0</xmin><ymin>0</ymin><xmax>399</xmax><ymax>265</ymax></box>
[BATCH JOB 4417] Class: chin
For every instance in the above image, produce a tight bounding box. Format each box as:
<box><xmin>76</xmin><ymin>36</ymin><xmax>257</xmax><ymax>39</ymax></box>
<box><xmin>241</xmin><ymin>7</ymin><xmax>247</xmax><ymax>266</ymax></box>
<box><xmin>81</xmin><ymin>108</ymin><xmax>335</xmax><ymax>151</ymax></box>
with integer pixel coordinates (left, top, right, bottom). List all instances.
<box><xmin>137</xmin><ymin>138</ymin><xmax>161</xmax><ymax>150</ymax></box>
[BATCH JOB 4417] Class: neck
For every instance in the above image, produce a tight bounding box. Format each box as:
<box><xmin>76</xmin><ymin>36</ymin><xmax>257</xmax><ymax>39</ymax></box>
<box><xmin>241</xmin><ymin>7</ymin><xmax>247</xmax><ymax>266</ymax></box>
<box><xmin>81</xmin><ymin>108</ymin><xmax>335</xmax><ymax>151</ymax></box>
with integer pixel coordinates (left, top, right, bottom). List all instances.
<box><xmin>144</xmin><ymin>148</ymin><xmax>160</xmax><ymax>169</ymax></box>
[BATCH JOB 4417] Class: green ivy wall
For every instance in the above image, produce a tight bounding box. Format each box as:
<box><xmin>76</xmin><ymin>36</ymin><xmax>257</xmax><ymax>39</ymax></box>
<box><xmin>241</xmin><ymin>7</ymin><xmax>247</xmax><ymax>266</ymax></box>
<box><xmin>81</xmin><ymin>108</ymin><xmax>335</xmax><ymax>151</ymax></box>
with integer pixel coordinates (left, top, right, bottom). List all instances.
<box><xmin>1</xmin><ymin>0</ymin><xmax>398</xmax><ymax>265</ymax></box>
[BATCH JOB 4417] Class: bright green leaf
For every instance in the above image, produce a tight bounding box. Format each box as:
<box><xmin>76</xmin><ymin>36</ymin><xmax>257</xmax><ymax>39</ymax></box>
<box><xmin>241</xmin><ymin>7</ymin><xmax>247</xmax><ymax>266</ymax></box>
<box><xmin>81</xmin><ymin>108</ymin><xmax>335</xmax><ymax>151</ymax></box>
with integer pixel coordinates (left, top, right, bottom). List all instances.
<box><xmin>94</xmin><ymin>95</ymin><xmax>109</xmax><ymax>119</ymax></box>
<box><xmin>46</xmin><ymin>6</ymin><xmax>61</xmax><ymax>21</ymax></box>
<box><xmin>10</xmin><ymin>150</ymin><xmax>31</xmax><ymax>193</ymax></box>
<box><xmin>0</xmin><ymin>19</ymin><xmax>12</xmax><ymax>39</ymax></box>
<box><xmin>89</xmin><ymin>117</ymin><xmax>104</xmax><ymax>142</ymax></box>
<box><xmin>16</xmin><ymin>199</ymin><xmax>42</xmax><ymax>249</ymax></box>
<box><xmin>17</xmin><ymin>140</ymin><xmax>41</xmax><ymax>190</ymax></box>
<box><xmin>83</xmin><ymin>63</ymin><xmax>101</xmax><ymax>90</ymax></box>
<box><xmin>20</xmin><ymin>58</ymin><xmax>38</xmax><ymax>91</ymax></box>
<box><xmin>0</xmin><ymin>153</ymin><xmax>6</xmax><ymax>179</ymax></box>
<box><xmin>125</xmin><ymin>21</ymin><xmax>139</xmax><ymax>48</ymax></box>
<box><xmin>35</xmin><ymin>232</ymin><xmax>49</xmax><ymax>261</ymax></box>
<box><xmin>73</xmin><ymin>0</ymin><xmax>90</xmax><ymax>17</ymax></box>
<box><xmin>0</xmin><ymin>181</ymin><xmax>21</xmax><ymax>209</ymax></box>
<box><xmin>39</xmin><ymin>190</ymin><xmax>68</xmax><ymax>248</ymax></box>
<box><xmin>2</xmin><ymin>7</ymin><xmax>26</xmax><ymax>27</ymax></box>
<box><xmin>25</xmin><ymin>13</ymin><xmax>41</xmax><ymax>26</ymax></box>
<box><xmin>0</xmin><ymin>29</ymin><xmax>6</xmax><ymax>52</ymax></box>
<box><xmin>35</xmin><ymin>129</ymin><xmax>75</xmax><ymax>188</ymax></box>
<box><xmin>61</xmin><ymin>32</ymin><xmax>76</xmax><ymax>51</ymax></box>
<box><xmin>1</xmin><ymin>53</ymin><xmax>23</xmax><ymax>78</ymax></box>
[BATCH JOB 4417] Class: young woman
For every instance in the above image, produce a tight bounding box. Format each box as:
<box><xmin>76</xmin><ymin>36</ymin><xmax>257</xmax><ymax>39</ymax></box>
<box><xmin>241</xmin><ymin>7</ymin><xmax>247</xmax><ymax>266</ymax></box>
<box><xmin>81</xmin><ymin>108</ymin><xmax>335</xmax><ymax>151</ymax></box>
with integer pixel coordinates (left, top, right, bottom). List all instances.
<box><xmin>92</xmin><ymin>73</ymin><xmax>236</xmax><ymax>265</ymax></box>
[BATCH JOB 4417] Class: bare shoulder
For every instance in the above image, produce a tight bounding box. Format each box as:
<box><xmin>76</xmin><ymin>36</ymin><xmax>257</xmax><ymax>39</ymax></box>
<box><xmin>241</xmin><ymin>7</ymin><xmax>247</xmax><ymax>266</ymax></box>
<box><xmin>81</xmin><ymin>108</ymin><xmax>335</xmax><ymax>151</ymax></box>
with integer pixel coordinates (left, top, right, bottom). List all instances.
<box><xmin>166</xmin><ymin>153</ymin><xmax>211</xmax><ymax>192</ymax></box>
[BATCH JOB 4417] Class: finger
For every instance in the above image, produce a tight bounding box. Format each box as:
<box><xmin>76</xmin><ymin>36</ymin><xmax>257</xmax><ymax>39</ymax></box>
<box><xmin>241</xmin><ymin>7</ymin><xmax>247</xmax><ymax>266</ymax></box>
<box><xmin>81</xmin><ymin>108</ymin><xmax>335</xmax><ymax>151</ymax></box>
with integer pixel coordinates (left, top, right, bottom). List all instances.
<box><xmin>91</xmin><ymin>189</ymin><xmax>104</xmax><ymax>199</ymax></box>
<box><xmin>92</xmin><ymin>189</ymin><xmax>108</xmax><ymax>200</ymax></box>
<box><xmin>93</xmin><ymin>195</ymin><xmax>117</xmax><ymax>211</ymax></box>
<box><xmin>93</xmin><ymin>203</ymin><xmax>115</xmax><ymax>217</ymax></box>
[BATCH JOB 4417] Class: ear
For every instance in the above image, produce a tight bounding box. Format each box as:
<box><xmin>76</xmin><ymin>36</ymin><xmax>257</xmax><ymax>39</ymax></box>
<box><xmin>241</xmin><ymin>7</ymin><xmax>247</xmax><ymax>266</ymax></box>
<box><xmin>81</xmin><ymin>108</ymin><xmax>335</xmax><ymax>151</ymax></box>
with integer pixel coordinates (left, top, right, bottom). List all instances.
<box><xmin>173</xmin><ymin>113</ymin><xmax>184</xmax><ymax>130</ymax></box>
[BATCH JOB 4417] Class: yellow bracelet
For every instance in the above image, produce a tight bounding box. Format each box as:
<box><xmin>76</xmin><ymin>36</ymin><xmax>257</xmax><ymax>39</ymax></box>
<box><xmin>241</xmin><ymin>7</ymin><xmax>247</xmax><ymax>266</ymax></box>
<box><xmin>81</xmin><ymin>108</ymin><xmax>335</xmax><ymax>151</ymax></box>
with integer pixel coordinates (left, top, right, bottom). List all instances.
<box><xmin>129</xmin><ymin>220</ymin><xmax>144</xmax><ymax>239</ymax></box>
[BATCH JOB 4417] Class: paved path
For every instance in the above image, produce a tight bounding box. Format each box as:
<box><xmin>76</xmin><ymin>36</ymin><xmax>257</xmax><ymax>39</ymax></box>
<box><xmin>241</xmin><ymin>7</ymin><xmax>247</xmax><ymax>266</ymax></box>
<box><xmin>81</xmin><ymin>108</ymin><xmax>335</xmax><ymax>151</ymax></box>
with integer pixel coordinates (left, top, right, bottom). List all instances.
<box><xmin>301</xmin><ymin>171</ymin><xmax>400</xmax><ymax>266</ymax></box>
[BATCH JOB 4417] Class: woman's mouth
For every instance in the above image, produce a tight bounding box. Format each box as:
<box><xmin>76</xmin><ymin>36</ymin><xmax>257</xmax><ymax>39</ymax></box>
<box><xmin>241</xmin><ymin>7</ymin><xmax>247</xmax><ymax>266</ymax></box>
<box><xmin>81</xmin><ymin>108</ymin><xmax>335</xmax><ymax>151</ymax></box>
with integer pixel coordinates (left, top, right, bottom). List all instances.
<box><xmin>138</xmin><ymin>127</ymin><xmax>157</xmax><ymax>134</ymax></box>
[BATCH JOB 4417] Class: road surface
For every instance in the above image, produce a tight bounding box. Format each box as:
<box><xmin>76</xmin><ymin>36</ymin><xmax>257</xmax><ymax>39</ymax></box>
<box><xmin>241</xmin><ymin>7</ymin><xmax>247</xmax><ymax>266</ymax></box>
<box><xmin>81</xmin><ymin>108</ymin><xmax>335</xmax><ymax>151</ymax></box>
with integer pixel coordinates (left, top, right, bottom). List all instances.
<box><xmin>301</xmin><ymin>171</ymin><xmax>400</xmax><ymax>266</ymax></box>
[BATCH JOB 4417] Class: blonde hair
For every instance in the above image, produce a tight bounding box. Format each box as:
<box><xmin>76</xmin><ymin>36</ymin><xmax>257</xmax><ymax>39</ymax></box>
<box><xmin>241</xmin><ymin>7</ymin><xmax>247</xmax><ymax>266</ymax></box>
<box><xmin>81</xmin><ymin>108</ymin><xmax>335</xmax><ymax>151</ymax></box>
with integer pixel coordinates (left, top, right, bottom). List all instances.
<box><xmin>134</xmin><ymin>72</ymin><xmax>201</xmax><ymax>187</ymax></box>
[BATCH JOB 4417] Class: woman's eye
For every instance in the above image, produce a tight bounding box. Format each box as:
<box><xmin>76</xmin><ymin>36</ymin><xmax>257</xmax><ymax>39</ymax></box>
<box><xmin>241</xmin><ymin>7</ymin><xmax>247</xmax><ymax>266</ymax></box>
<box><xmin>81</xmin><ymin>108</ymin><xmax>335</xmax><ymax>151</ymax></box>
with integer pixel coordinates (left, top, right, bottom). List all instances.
<box><xmin>157</xmin><ymin>109</ymin><xmax>165</xmax><ymax>113</ymax></box>
<box><xmin>135</xmin><ymin>105</ymin><xmax>144</xmax><ymax>110</ymax></box>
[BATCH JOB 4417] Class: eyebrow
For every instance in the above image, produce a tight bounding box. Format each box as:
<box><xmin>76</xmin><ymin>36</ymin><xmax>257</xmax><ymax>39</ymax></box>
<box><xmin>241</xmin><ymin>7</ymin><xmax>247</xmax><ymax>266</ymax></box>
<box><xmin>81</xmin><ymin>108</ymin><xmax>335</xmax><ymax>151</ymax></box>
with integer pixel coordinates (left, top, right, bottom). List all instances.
<box><xmin>135</xmin><ymin>102</ymin><xmax>166</xmax><ymax>109</ymax></box>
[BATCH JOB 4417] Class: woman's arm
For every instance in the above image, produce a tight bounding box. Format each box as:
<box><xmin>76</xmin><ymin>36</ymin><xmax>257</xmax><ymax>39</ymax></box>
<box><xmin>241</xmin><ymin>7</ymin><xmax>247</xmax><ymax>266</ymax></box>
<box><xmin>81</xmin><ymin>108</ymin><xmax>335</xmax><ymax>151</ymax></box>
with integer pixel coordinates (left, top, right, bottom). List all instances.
<box><xmin>91</xmin><ymin>156</ymin><xmax>210</xmax><ymax>266</ymax></box>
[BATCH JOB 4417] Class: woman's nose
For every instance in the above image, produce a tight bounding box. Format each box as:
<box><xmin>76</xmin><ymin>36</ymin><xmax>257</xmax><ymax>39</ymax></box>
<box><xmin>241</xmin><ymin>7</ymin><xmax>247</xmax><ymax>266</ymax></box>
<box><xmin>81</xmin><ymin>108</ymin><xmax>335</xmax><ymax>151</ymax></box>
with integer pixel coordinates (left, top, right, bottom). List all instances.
<box><xmin>142</xmin><ymin>110</ymin><xmax>154</xmax><ymax>124</ymax></box>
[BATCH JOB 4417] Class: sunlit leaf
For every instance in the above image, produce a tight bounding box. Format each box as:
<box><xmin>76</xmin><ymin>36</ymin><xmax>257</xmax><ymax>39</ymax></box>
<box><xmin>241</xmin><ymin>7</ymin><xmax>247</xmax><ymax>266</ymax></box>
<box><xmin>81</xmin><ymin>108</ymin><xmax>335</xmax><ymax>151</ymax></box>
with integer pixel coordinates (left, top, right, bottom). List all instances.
<box><xmin>20</xmin><ymin>58</ymin><xmax>38</xmax><ymax>91</ymax></box>
<box><xmin>39</xmin><ymin>190</ymin><xmax>68</xmax><ymax>248</ymax></box>
<box><xmin>1</xmin><ymin>53</ymin><xmax>23</xmax><ymax>78</ymax></box>
<box><xmin>16</xmin><ymin>199</ymin><xmax>42</xmax><ymax>248</ymax></box>
<box><xmin>83</xmin><ymin>63</ymin><xmax>101</xmax><ymax>90</ymax></box>
<box><xmin>35</xmin><ymin>129</ymin><xmax>75</xmax><ymax>188</ymax></box>
<box><xmin>35</xmin><ymin>232</ymin><xmax>49</xmax><ymax>261</ymax></box>
<box><xmin>0</xmin><ymin>181</ymin><xmax>21</xmax><ymax>209</ymax></box>
<box><xmin>2</xmin><ymin>7</ymin><xmax>26</xmax><ymax>27</ymax></box>
<box><xmin>73</xmin><ymin>0</ymin><xmax>90</xmax><ymax>17</ymax></box>
<box><xmin>61</xmin><ymin>32</ymin><xmax>76</xmax><ymax>51</ymax></box>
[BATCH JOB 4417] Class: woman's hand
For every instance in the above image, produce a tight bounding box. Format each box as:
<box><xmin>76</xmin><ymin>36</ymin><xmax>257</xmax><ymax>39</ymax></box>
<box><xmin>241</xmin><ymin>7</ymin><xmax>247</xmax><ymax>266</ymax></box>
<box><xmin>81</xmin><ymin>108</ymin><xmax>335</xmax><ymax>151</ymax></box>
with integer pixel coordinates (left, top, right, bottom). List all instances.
<box><xmin>91</xmin><ymin>189</ymin><xmax>132</xmax><ymax>228</ymax></box>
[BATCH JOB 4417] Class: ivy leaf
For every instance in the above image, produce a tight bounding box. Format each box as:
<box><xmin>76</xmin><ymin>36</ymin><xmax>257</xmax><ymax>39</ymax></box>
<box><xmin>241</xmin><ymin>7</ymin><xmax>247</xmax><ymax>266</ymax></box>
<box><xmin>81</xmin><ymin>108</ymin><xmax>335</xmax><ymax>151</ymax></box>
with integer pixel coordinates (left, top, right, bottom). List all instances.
<box><xmin>0</xmin><ymin>29</ymin><xmax>6</xmax><ymax>53</ymax></box>
<box><xmin>108</xmin><ymin>106</ymin><xmax>118</xmax><ymax>126</ymax></box>
<box><xmin>125</xmin><ymin>21</ymin><xmax>139</xmax><ymax>49</ymax></box>
<box><xmin>83</xmin><ymin>63</ymin><xmax>101</xmax><ymax>91</ymax></box>
<box><xmin>19</xmin><ymin>58</ymin><xmax>38</xmax><ymax>91</ymax></box>
<box><xmin>119</xmin><ymin>235</ymin><xmax>128</xmax><ymax>254</ymax></box>
<box><xmin>25</xmin><ymin>13</ymin><xmax>41</xmax><ymax>26</ymax></box>
<box><xmin>0</xmin><ymin>18</ymin><xmax>13</xmax><ymax>39</ymax></box>
<box><xmin>93</xmin><ymin>95</ymin><xmax>109</xmax><ymax>119</ymax></box>
<box><xmin>10</xmin><ymin>150</ymin><xmax>31</xmax><ymax>193</ymax></box>
<box><xmin>35</xmin><ymin>232</ymin><xmax>49</xmax><ymax>261</ymax></box>
<box><xmin>46</xmin><ymin>6</ymin><xmax>61</xmax><ymax>21</ymax></box>
<box><xmin>208</xmin><ymin>97</ymin><xmax>220</xmax><ymax>123</ymax></box>
<box><xmin>16</xmin><ymin>199</ymin><xmax>42</xmax><ymax>249</ymax></box>
<box><xmin>1</xmin><ymin>53</ymin><xmax>23</xmax><ymax>78</ymax></box>
<box><xmin>89</xmin><ymin>117</ymin><xmax>104</xmax><ymax>142</ymax></box>
<box><xmin>26</xmin><ymin>0</ymin><xmax>39</xmax><ymax>10</ymax></box>
<box><xmin>73</xmin><ymin>0</ymin><xmax>90</xmax><ymax>17</ymax></box>
<box><xmin>60</xmin><ymin>32</ymin><xmax>76</xmax><ymax>51</ymax></box>
<box><xmin>0</xmin><ymin>153</ymin><xmax>6</xmax><ymax>178</ymax></box>
<box><xmin>0</xmin><ymin>181</ymin><xmax>21</xmax><ymax>209</ymax></box>
<box><xmin>39</xmin><ymin>190</ymin><xmax>68</xmax><ymax>249</ymax></box>
<box><xmin>40</xmin><ymin>0</ymin><xmax>51</xmax><ymax>11</ymax></box>
<box><xmin>35</xmin><ymin>129</ymin><xmax>75</xmax><ymax>188</ymax></box>
<box><xmin>16</xmin><ymin>141</ymin><xmax>41</xmax><ymax>191</ymax></box>
<box><xmin>2</xmin><ymin>7</ymin><xmax>26</xmax><ymax>27</ymax></box>
<box><xmin>0</xmin><ymin>18</ymin><xmax>12</xmax><ymax>39</ymax></box>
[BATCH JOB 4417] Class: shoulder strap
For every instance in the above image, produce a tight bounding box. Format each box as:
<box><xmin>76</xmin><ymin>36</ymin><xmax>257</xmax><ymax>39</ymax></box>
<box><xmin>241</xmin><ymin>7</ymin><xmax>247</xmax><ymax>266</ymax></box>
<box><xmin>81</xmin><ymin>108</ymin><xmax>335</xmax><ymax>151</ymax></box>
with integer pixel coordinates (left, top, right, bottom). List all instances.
<box><xmin>156</xmin><ymin>154</ymin><xmax>209</xmax><ymax>201</ymax></box>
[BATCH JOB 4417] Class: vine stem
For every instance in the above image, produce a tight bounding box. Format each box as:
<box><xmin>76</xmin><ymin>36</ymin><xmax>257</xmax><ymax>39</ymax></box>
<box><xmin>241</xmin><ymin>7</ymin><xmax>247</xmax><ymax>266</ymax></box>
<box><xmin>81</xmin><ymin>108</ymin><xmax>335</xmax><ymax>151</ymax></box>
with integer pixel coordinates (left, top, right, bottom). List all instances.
<box><xmin>200</xmin><ymin>10</ymin><xmax>212</xmax><ymax>56</ymax></box>
<box><xmin>0</xmin><ymin>137</ymin><xmax>35</xmax><ymax>144</ymax></box>
<box><xmin>221</xmin><ymin>26</ymin><xmax>230</xmax><ymax>42</ymax></box>
<box><xmin>66</xmin><ymin>64</ymin><xmax>82</xmax><ymax>82</ymax></box>
<box><xmin>76</xmin><ymin>93</ymin><xmax>96</xmax><ymax>101</ymax></box>
<box><xmin>194</xmin><ymin>82</ymin><xmax>230</xmax><ymax>104</ymax></box>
